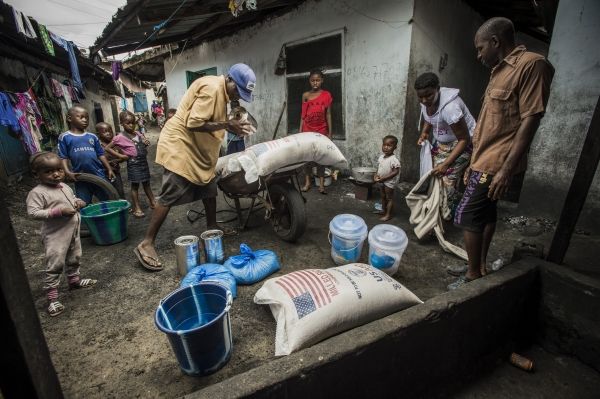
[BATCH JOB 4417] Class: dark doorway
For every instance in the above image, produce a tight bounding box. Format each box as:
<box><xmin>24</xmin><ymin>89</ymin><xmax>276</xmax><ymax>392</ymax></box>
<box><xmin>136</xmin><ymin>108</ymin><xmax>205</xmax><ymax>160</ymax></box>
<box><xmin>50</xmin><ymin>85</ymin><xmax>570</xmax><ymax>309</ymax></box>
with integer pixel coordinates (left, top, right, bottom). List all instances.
<box><xmin>285</xmin><ymin>33</ymin><xmax>344</xmax><ymax>139</ymax></box>
<box><xmin>93</xmin><ymin>102</ymin><xmax>104</xmax><ymax>124</ymax></box>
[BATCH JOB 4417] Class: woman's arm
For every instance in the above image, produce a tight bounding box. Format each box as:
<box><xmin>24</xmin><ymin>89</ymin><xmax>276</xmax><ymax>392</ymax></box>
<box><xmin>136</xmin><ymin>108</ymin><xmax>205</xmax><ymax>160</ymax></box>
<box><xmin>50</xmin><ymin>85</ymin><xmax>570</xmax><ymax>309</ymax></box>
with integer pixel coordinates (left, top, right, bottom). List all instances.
<box><xmin>417</xmin><ymin>121</ymin><xmax>432</xmax><ymax>145</ymax></box>
<box><xmin>432</xmin><ymin>117</ymin><xmax>470</xmax><ymax>176</ymax></box>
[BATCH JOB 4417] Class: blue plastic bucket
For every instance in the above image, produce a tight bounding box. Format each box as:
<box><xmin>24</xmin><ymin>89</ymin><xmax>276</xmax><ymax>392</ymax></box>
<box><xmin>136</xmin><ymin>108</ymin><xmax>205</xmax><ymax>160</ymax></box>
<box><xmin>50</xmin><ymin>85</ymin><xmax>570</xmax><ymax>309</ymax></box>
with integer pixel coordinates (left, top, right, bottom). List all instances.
<box><xmin>155</xmin><ymin>283</ymin><xmax>233</xmax><ymax>376</ymax></box>
<box><xmin>368</xmin><ymin>224</ymin><xmax>408</xmax><ymax>275</ymax></box>
<box><xmin>80</xmin><ymin>200</ymin><xmax>130</xmax><ymax>245</ymax></box>
<box><xmin>329</xmin><ymin>214</ymin><xmax>368</xmax><ymax>265</ymax></box>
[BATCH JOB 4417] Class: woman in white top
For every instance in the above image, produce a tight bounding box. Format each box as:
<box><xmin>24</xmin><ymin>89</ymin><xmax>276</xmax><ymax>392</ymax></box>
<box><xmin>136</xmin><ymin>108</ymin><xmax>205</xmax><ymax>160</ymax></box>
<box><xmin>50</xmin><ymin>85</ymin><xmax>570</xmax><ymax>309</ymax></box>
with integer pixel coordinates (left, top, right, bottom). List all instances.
<box><xmin>415</xmin><ymin>72</ymin><xmax>476</xmax><ymax>212</ymax></box>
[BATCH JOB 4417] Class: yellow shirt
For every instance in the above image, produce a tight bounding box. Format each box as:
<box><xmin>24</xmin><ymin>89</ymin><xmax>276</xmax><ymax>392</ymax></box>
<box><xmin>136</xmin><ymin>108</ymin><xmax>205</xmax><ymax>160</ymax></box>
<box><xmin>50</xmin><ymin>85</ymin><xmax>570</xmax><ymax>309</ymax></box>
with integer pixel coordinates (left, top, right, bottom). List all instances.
<box><xmin>156</xmin><ymin>75</ymin><xmax>229</xmax><ymax>185</ymax></box>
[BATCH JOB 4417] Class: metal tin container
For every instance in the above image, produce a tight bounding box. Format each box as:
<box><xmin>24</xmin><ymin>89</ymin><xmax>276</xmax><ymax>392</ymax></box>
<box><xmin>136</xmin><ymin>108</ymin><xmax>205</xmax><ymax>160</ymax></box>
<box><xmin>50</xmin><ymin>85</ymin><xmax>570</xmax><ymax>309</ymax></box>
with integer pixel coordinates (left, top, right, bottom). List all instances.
<box><xmin>201</xmin><ymin>229</ymin><xmax>224</xmax><ymax>264</ymax></box>
<box><xmin>174</xmin><ymin>235</ymin><xmax>200</xmax><ymax>276</ymax></box>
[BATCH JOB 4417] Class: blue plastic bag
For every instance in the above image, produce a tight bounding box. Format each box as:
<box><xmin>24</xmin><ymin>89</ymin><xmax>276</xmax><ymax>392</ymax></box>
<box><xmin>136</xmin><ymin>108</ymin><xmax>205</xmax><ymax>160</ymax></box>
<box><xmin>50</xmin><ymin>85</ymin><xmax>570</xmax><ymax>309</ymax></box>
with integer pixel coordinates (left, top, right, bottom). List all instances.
<box><xmin>224</xmin><ymin>244</ymin><xmax>280</xmax><ymax>284</ymax></box>
<box><xmin>180</xmin><ymin>264</ymin><xmax>237</xmax><ymax>298</ymax></box>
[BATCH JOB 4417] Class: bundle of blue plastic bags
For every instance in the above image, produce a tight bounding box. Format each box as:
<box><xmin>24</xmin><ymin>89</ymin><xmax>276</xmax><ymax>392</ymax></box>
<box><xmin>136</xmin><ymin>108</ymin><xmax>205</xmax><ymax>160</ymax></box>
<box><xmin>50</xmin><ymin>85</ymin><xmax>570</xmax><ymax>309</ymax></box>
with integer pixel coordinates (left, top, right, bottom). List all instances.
<box><xmin>180</xmin><ymin>264</ymin><xmax>238</xmax><ymax>298</ymax></box>
<box><xmin>224</xmin><ymin>244</ymin><xmax>280</xmax><ymax>284</ymax></box>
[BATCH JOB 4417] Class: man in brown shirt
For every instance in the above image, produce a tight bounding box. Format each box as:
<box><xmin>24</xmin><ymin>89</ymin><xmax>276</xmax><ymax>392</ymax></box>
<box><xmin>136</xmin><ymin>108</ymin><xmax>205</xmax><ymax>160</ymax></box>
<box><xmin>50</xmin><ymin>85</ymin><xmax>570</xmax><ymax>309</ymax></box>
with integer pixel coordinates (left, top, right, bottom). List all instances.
<box><xmin>134</xmin><ymin>64</ymin><xmax>256</xmax><ymax>271</ymax></box>
<box><xmin>449</xmin><ymin>17</ymin><xmax>554</xmax><ymax>289</ymax></box>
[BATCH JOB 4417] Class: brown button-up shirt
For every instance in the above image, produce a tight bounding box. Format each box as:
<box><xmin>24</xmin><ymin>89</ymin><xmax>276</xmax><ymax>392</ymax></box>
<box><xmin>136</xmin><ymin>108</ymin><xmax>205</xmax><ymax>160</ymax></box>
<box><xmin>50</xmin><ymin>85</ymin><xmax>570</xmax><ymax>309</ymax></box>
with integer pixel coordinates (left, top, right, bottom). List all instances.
<box><xmin>470</xmin><ymin>45</ymin><xmax>554</xmax><ymax>175</ymax></box>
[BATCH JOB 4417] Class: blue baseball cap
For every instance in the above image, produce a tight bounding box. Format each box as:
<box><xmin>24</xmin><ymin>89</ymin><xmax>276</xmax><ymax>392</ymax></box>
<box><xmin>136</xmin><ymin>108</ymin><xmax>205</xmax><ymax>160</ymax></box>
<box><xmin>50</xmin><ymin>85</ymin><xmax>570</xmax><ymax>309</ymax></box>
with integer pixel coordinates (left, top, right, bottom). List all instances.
<box><xmin>228</xmin><ymin>63</ymin><xmax>256</xmax><ymax>103</ymax></box>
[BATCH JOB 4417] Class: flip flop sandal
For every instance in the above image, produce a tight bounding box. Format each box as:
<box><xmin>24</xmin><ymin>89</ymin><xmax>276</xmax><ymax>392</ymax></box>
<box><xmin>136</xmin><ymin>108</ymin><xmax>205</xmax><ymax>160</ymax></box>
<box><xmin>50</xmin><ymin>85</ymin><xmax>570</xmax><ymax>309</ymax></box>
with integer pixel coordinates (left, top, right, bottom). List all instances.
<box><xmin>132</xmin><ymin>210</ymin><xmax>145</xmax><ymax>218</ymax></box>
<box><xmin>214</xmin><ymin>225</ymin><xmax>237</xmax><ymax>236</ymax></box>
<box><xmin>447</xmin><ymin>264</ymin><xmax>468</xmax><ymax>277</ymax></box>
<box><xmin>134</xmin><ymin>247</ymin><xmax>163</xmax><ymax>271</ymax></box>
<box><xmin>69</xmin><ymin>278</ymin><xmax>97</xmax><ymax>290</ymax></box>
<box><xmin>48</xmin><ymin>301</ymin><xmax>65</xmax><ymax>317</ymax></box>
<box><xmin>319</xmin><ymin>189</ymin><xmax>327</xmax><ymax>195</ymax></box>
<box><xmin>447</xmin><ymin>275</ymin><xmax>476</xmax><ymax>291</ymax></box>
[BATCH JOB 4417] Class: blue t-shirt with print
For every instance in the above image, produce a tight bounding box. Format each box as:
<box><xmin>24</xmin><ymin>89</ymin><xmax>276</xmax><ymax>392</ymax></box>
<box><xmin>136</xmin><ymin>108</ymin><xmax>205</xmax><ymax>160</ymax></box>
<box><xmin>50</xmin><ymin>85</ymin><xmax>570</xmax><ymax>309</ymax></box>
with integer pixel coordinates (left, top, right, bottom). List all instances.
<box><xmin>58</xmin><ymin>131</ymin><xmax>106</xmax><ymax>178</ymax></box>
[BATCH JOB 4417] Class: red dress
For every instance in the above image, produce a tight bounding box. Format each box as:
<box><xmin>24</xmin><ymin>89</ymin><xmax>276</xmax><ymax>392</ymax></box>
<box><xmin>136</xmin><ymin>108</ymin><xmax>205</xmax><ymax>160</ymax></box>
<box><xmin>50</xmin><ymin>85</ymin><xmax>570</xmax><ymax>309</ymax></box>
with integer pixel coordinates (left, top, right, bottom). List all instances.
<box><xmin>301</xmin><ymin>90</ymin><xmax>332</xmax><ymax>136</ymax></box>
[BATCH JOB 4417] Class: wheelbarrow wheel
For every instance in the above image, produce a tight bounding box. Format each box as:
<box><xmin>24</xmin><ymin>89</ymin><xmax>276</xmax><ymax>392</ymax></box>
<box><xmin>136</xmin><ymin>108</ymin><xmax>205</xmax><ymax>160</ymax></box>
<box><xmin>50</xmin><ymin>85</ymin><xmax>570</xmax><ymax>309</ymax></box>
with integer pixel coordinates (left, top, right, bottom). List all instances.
<box><xmin>74</xmin><ymin>173</ymin><xmax>120</xmax><ymax>200</ymax></box>
<box><xmin>268</xmin><ymin>183</ymin><xmax>306</xmax><ymax>242</ymax></box>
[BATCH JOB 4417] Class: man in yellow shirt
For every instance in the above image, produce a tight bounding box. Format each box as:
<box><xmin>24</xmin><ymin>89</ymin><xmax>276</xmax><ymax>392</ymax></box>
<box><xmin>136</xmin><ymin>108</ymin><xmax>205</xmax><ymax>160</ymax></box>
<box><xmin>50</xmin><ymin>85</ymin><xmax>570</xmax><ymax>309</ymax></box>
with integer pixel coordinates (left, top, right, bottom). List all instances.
<box><xmin>135</xmin><ymin>63</ymin><xmax>256</xmax><ymax>271</ymax></box>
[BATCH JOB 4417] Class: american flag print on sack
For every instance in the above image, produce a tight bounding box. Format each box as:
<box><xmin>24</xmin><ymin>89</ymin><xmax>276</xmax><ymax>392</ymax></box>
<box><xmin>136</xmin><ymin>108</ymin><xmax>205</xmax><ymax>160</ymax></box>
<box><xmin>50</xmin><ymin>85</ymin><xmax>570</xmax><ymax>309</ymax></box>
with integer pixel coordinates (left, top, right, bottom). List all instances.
<box><xmin>275</xmin><ymin>270</ymin><xmax>333</xmax><ymax>319</ymax></box>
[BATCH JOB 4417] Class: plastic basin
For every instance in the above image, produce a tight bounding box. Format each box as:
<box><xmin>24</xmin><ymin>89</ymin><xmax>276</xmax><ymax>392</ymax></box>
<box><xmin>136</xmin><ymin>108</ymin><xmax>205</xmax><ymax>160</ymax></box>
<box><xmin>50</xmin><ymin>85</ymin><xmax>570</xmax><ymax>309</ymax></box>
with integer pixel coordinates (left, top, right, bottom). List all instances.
<box><xmin>80</xmin><ymin>200</ymin><xmax>130</xmax><ymax>245</ymax></box>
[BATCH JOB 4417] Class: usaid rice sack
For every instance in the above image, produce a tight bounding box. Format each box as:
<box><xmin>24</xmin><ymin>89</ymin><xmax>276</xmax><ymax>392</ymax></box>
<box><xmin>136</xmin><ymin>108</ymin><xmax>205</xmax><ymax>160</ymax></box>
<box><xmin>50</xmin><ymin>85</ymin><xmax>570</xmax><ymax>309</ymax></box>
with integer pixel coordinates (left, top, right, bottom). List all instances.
<box><xmin>254</xmin><ymin>263</ymin><xmax>422</xmax><ymax>355</ymax></box>
<box><xmin>216</xmin><ymin>133</ymin><xmax>347</xmax><ymax>184</ymax></box>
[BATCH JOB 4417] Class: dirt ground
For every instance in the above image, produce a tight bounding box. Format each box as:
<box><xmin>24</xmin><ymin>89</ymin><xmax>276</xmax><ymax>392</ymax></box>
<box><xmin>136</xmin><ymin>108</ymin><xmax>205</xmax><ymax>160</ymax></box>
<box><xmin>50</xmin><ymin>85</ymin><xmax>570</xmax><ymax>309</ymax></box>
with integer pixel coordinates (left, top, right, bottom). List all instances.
<box><xmin>7</xmin><ymin>127</ymin><xmax>599</xmax><ymax>398</ymax></box>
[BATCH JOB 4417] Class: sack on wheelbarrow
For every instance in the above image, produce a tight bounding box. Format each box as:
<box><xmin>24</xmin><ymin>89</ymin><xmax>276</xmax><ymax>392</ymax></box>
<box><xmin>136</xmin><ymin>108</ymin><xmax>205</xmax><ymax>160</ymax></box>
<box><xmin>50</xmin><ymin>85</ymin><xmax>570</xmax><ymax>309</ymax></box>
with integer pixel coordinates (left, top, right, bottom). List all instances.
<box><xmin>216</xmin><ymin>133</ymin><xmax>347</xmax><ymax>184</ymax></box>
<box><xmin>224</xmin><ymin>244</ymin><xmax>280</xmax><ymax>284</ymax></box>
<box><xmin>254</xmin><ymin>263</ymin><xmax>422</xmax><ymax>356</ymax></box>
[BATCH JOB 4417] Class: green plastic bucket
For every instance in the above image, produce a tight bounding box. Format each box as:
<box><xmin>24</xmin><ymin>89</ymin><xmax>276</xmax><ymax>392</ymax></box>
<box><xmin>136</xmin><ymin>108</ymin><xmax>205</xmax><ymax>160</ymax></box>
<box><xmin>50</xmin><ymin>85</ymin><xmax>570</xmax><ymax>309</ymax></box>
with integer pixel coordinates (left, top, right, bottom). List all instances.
<box><xmin>80</xmin><ymin>200</ymin><xmax>131</xmax><ymax>245</ymax></box>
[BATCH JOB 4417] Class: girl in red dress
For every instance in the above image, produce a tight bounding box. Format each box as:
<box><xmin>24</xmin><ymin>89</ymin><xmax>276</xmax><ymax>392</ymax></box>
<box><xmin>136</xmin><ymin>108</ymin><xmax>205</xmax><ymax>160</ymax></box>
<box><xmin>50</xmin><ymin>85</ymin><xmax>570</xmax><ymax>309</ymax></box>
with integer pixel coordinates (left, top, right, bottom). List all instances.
<box><xmin>300</xmin><ymin>69</ymin><xmax>333</xmax><ymax>194</ymax></box>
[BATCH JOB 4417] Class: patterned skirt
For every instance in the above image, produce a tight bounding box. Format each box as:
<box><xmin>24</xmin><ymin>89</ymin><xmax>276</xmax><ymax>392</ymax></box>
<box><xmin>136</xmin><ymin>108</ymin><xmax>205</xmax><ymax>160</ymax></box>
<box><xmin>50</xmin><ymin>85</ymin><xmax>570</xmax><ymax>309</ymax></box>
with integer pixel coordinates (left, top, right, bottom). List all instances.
<box><xmin>431</xmin><ymin>140</ymin><xmax>472</xmax><ymax>212</ymax></box>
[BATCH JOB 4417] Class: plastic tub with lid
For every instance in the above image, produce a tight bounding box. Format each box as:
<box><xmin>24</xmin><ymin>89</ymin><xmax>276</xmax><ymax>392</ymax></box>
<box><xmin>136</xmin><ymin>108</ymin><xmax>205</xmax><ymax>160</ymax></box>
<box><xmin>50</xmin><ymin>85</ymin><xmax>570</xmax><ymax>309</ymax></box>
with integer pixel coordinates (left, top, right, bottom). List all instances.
<box><xmin>368</xmin><ymin>224</ymin><xmax>408</xmax><ymax>275</ymax></box>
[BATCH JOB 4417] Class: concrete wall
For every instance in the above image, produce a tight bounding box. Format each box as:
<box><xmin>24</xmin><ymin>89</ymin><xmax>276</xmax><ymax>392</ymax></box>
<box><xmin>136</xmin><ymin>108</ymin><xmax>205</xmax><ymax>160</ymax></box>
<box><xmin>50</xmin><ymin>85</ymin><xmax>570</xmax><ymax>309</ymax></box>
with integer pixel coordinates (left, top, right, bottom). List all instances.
<box><xmin>163</xmin><ymin>0</ymin><xmax>414</xmax><ymax>169</ymax></box>
<box><xmin>519</xmin><ymin>0</ymin><xmax>600</xmax><ymax>226</ymax></box>
<box><xmin>538</xmin><ymin>261</ymin><xmax>600</xmax><ymax>373</ymax></box>
<box><xmin>191</xmin><ymin>261</ymin><xmax>538</xmax><ymax>398</ymax></box>
<box><xmin>400</xmin><ymin>0</ymin><xmax>487</xmax><ymax>181</ymax></box>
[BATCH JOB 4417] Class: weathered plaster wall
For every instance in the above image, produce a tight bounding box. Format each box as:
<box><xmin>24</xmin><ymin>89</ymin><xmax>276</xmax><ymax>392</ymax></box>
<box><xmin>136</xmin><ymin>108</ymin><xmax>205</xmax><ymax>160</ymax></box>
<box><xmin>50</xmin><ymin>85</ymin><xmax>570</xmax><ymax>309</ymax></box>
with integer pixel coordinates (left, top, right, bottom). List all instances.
<box><xmin>163</xmin><ymin>0</ymin><xmax>414</xmax><ymax>169</ymax></box>
<box><xmin>519</xmin><ymin>0</ymin><xmax>600</xmax><ymax>226</ymax></box>
<box><xmin>400</xmin><ymin>0</ymin><xmax>487</xmax><ymax>181</ymax></box>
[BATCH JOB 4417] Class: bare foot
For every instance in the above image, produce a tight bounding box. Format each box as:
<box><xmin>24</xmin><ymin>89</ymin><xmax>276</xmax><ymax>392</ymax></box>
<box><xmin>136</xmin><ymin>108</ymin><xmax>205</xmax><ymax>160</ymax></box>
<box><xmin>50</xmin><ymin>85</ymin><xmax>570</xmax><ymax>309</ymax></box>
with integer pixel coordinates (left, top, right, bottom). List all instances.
<box><xmin>480</xmin><ymin>264</ymin><xmax>488</xmax><ymax>276</ymax></box>
<box><xmin>301</xmin><ymin>184</ymin><xmax>311</xmax><ymax>192</ymax></box>
<box><xmin>149</xmin><ymin>201</ymin><xmax>156</xmax><ymax>209</ymax></box>
<box><xmin>379</xmin><ymin>214</ymin><xmax>393</xmax><ymax>221</ymax></box>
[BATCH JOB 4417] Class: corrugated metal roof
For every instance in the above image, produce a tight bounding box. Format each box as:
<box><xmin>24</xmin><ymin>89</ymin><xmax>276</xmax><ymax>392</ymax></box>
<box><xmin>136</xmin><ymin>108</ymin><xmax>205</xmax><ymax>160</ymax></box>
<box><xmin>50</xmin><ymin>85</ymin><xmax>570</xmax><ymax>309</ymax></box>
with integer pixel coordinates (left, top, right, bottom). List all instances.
<box><xmin>94</xmin><ymin>0</ymin><xmax>305</xmax><ymax>55</ymax></box>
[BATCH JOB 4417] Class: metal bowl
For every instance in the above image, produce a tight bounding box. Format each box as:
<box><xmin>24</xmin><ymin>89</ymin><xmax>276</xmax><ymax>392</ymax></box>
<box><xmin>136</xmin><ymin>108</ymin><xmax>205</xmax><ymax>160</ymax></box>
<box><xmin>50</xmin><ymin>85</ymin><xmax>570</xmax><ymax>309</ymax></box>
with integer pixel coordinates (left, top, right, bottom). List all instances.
<box><xmin>352</xmin><ymin>167</ymin><xmax>377</xmax><ymax>183</ymax></box>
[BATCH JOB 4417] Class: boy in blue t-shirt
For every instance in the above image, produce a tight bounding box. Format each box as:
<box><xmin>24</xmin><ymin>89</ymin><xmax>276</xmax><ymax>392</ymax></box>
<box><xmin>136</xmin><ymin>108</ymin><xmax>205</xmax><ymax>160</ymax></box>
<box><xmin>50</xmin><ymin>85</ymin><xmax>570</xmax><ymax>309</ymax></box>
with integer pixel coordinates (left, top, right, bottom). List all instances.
<box><xmin>58</xmin><ymin>106</ymin><xmax>115</xmax><ymax>203</ymax></box>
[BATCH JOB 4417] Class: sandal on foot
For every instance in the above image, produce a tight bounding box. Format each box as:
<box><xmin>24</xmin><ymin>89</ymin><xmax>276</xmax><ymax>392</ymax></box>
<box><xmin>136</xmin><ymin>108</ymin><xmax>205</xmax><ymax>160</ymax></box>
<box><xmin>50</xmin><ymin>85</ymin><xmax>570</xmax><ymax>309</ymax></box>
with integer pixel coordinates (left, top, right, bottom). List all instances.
<box><xmin>216</xmin><ymin>225</ymin><xmax>237</xmax><ymax>236</ymax></box>
<box><xmin>446</xmin><ymin>263</ymin><xmax>468</xmax><ymax>277</ymax></box>
<box><xmin>132</xmin><ymin>210</ymin><xmax>145</xmax><ymax>218</ymax></box>
<box><xmin>319</xmin><ymin>188</ymin><xmax>327</xmax><ymax>195</ymax></box>
<box><xmin>48</xmin><ymin>301</ymin><xmax>65</xmax><ymax>317</ymax></box>
<box><xmin>70</xmin><ymin>278</ymin><xmax>97</xmax><ymax>289</ymax></box>
<box><xmin>134</xmin><ymin>247</ymin><xmax>163</xmax><ymax>271</ymax></box>
<box><xmin>301</xmin><ymin>185</ymin><xmax>310</xmax><ymax>192</ymax></box>
<box><xmin>447</xmin><ymin>275</ymin><xmax>476</xmax><ymax>291</ymax></box>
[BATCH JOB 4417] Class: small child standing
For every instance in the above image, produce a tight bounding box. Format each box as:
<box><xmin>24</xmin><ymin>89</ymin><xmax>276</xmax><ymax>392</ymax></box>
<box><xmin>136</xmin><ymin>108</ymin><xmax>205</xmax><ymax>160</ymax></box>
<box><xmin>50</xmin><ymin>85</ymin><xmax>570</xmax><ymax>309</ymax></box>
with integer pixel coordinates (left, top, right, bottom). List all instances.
<box><xmin>58</xmin><ymin>106</ymin><xmax>114</xmax><ymax>204</ymax></box>
<box><xmin>374</xmin><ymin>135</ymin><xmax>400</xmax><ymax>221</ymax></box>
<box><xmin>114</xmin><ymin>111</ymin><xmax>156</xmax><ymax>217</ymax></box>
<box><xmin>26</xmin><ymin>152</ymin><xmax>97</xmax><ymax>317</ymax></box>
<box><xmin>96</xmin><ymin>122</ymin><xmax>128</xmax><ymax>199</ymax></box>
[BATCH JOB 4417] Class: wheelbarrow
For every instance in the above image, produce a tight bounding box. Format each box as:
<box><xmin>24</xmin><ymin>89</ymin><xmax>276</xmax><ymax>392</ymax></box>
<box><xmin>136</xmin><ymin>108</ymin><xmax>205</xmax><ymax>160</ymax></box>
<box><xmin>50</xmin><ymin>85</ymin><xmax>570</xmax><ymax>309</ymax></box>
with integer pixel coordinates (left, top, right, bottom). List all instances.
<box><xmin>188</xmin><ymin>165</ymin><xmax>308</xmax><ymax>242</ymax></box>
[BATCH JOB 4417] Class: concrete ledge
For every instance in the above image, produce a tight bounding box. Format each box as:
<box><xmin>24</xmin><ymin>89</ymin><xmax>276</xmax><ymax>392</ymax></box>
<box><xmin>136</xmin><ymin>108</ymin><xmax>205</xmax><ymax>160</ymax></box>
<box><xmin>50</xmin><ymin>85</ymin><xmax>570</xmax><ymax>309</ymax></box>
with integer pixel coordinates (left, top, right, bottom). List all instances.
<box><xmin>538</xmin><ymin>260</ymin><xmax>600</xmax><ymax>372</ymax></box>
<box><xmin>186</xmin><ymin>261</ymin><xmax>538</xmax><ymax>399</ymax></box>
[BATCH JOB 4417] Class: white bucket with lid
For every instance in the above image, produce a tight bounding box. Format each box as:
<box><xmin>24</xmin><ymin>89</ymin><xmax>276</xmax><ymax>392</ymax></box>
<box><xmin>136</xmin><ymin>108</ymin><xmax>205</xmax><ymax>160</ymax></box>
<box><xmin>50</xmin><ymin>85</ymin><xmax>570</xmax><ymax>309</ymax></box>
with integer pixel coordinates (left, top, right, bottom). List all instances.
<box><xmin>368</xmin><ymin>224</ymin><xmax>408</xmax><ymax>275</ymax></box>
<box><xmin>329</xmin><ymin>214</ymin><xmax>368</xmax><ymax>265</ymax></box>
